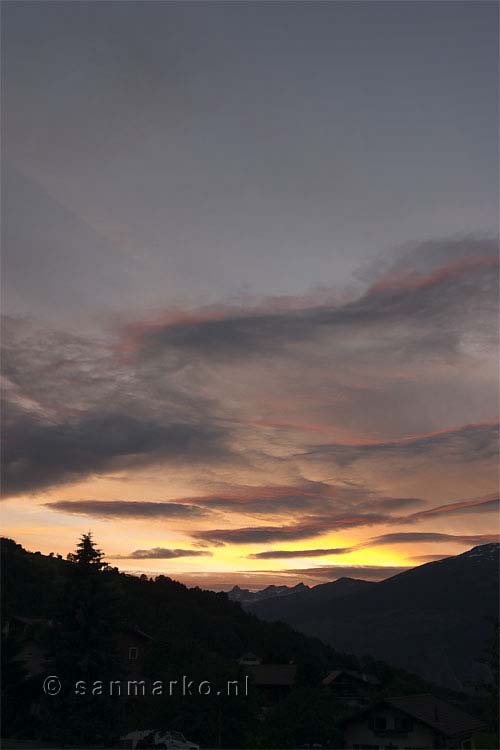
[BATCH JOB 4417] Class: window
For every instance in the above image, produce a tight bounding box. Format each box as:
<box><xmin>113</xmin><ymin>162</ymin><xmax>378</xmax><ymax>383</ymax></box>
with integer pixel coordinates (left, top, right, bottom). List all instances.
<box><xmin>128</xmin><ymin>646</ymin><xmax>138</xmax><ymax>660</ymax></box>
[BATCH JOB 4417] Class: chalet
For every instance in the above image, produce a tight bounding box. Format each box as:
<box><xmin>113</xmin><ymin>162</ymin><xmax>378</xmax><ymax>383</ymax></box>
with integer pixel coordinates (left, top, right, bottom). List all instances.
<box><xmin>3</xmin><ymin>615</ymin><xmax>52</xmax><ymax>676</ymax></box>
<box><xmin>340</xmin><ymin>694</ymin><xmax>486</xmax><ymax>749</ymax></box>
<box><xmin>323</xmin><ymin>669</ymin><xmax>381</xmax><ymax>702</ymax></box>
<box><xmin>248</xmin><ymin>663</ymin><xmax>297</xmax><ymax>696</ymax></box>
<box><xmin>4</xmin><ymin>615</ymin><xmax>152</xmax><ymax>677</ymax></box>
<box><xmin>116</xmin><ymin>625</ymin><xmax>153</xmax><ymax>676</ymax></box>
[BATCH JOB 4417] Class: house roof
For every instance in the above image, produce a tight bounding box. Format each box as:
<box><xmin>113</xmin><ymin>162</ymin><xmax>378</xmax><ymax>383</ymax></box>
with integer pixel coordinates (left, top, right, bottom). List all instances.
<box><xmin>341</xmin><ymin>694</ymin><xmax>485</xmax><ymax>738</ymax></box>
<box><xmin>10</xmin><ymin>615</ymin><xmax>52</xmax><ymax>626</ymax></box>
<box><xmin>323</xmin><ymin>668</ymin><xmax>380</xmax><ymax>686</ymax></box>
<box><xmin>120</xmin><ymin>625</ymin><xmax>153</xmax><ymax>641</ymax></box>
<box><xmin>248</xmin><ymin>664</ymin><xmax>297</xmax><ymax>687</ymax></box>
<box><xmin>387</xmin><ymin>695</ymin><xmax>486</xmax><ymax>738</ymax></box>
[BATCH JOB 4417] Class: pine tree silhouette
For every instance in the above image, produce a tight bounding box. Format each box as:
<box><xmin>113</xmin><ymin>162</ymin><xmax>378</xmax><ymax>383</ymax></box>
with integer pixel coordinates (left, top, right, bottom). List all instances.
<box><xmin>67</xmin><ymin>531</ymin><xmax>107</xmax><ymax>570</ymax></box>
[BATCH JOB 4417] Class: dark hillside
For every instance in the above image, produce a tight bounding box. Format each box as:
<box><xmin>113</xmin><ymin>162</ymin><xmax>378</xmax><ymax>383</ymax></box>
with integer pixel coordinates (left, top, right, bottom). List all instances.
<box><xmin>2</xmin><ymin>538</ymin><xmax>490</xmax><ymax>748</ymax></box>
<box><xmin>250</xmin><ymin>545</ymin><xmax>500</xmax><ymax>690</ymax></box>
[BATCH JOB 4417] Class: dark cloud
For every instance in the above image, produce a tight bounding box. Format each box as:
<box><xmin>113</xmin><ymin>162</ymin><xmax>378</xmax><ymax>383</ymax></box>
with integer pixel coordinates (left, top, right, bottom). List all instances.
<box><xmin>45</xmin><ymin>500</ymin><xmax>210</xmax><ymax>519</ymax></box>
<box><xmin>2</xmin><ymin>403</ymin><xmax>227</xmax><ymax>497</ymax></box>
<box><xmin>123</xmin><ymin>242</ymin><xmax>498</xmax><ymax>362</ymax></box>
<box><xmin>248</xmin><ymin>547</ymin><xmax>352</xmax><ymax>559</ymax></box>
<box><xmin>2</xmin><ymin>237</ymin><xmax>497</xmax><ymax>500</ymax></box>
<box><xmin>1</xmin><ymin>319</ymin><xmax>232</xmax><ymax>498</ymax></box>
<box><xmin>199</xmin><ymin>493</ymin><xmax>325</xmax><ymax>515</ymax></box>
<box><xmin>368</xmin><ymin>532</ymin><xmax>500</xmax><ymax>546</ymax></box>
<box><xmin>357</xmin><ymin>236</ymin><xmax>498</xmax><ymax>287</ymax></box>
<box><xmin>174</xmin><ymin>481</ymin><xmax>350</xmax><ymax>512</ymax></box>
<box><xmin>113</xmin><ymin>547</ymin><xmax>212</xmax><ymax>559</ymax></box>
<box><xmin>407</xmin><ymin>495</ymin><xmax>499</xmax><ymax>520</ymax></box>
<box><xmin>194</xmin><ymin>525</ymin><xmax>319</xmax><ymax>545</ymax></box>
<box><xmin>193</xmin><ymin>487</ymin><xmax>429</xmax><ymax>517</ymax></box>
<box><xmin>366</xmin><ymin>496</ymin><xmax>426</xmax><ymax>512</ymax></box>
<box><xmin>194</xmin><ymin>486</ymin><xmax>498</xmax><ymax>544</ymax></box>
<box><xmin>193</xmin><ymin>513</ymin><xmax>387</xmax><ymax>545</ymax></box>
<box><xmin>191</xmin><ymin>491</ymin><xmax>500</xmax><ymax>547</ymax></box>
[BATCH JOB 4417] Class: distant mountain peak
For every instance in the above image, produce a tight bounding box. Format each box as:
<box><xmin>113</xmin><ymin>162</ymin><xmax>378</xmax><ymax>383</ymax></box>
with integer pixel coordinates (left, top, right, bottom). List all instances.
<box><xmin>228</xmin><ymin>581</ymin><xmax>310</xmax><ymax>604</ymax></box>
<box><xmin>246</xmin><ymin>543</ymin><xmax>499</xmax><ymax>692</ymax></box>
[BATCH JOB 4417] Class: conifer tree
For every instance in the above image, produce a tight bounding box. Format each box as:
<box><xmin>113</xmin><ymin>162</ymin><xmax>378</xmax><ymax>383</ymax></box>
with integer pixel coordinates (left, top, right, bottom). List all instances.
<box><xmin>67</xmin><ymin>531</ymin><xmax>107</xmax><ymax>570</ymax></box>
<box><xmin>45</xmin><ymin>533</ymin><xmax>124</xmax><ymax>745</ymax></box>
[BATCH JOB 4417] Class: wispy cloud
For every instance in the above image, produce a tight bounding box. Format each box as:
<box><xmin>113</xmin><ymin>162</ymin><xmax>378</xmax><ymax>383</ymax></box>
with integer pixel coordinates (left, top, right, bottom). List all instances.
<box><xmin>368</xmin><ymin>532</ymin><xmax>500</xmax><ymax>546</ymax></box>
<box><xmin>45</xmin><ymin>500</ymin><xmax>211</xmax><ymax>519</ymax></box>
<box><xmin>193</xmin><ymin>514</ymin><xmax>388</xmax><ymax>545</ymax></box>
<box><xmin>406</xmin><ymin>495</ymin><xmax>499</xmax><ymax>520</ymax></box>
<box><xmin>248</xmin><ymin>547</ymin><xmax>353</xmax><ymax>559</ymax></box>
<box><xmin>191</xmin><ymin>492</ymin><xmax>500</xmax><ymax>546</ymax></box>
<box><xmin>302</xmin><ymin>423</ymin><xmax>499</xmax><ymax>468</ymax></box>
<box><xmin>112</xmin><ymin>547</ymin><xmax>212</xmax><ymax>559</ymax></box>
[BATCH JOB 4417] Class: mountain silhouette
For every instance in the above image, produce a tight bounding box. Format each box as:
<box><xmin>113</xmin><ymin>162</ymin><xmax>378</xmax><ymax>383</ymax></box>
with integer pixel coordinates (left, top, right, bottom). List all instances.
<box><xmin>248</xmin><ymin>545</ymin><xmax>499</xmax><ymax>690</ymax></box>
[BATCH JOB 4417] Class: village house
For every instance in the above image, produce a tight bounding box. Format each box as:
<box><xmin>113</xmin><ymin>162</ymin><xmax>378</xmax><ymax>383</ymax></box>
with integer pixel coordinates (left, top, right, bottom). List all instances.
<box><xmin>116</xmin><ymin>625</ymin><xmax>153</xmax><ymax>677</ymax></box>
<box><xmin>340</xmin><ymin>694</ymin><xmax>485</xmax><ymax>749</ymax></box>
<box><xmin>3</xmin><ymin>615</ymin><xmax>52</xmax><ymax>676</ymax></box>
<box><xmin>4</xmin><ymin>615</ymin><xmax>152</xmax><ymax>679</ymax></box>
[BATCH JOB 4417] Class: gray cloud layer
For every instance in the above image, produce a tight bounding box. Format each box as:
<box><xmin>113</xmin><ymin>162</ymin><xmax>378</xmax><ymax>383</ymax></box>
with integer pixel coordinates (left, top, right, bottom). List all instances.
<box><xmin>2</xmin><ymin>237</ymin><xmax>498</xmax><ymax>521</ymax></box>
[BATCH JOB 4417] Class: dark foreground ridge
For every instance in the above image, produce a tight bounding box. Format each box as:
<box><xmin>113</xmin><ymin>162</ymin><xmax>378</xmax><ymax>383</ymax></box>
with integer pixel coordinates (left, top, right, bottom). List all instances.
<box><xmin>1</xmin><ymin>538</ymin><xmax>497</xmax><ymax>749</ymax></box>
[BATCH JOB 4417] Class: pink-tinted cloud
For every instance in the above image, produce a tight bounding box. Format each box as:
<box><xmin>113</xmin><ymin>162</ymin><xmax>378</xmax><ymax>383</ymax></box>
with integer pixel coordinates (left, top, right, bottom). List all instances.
<box><xmin>368</xmin><ymin>254</ymin><xmax>498</xmax><ymax>295</ymax></box>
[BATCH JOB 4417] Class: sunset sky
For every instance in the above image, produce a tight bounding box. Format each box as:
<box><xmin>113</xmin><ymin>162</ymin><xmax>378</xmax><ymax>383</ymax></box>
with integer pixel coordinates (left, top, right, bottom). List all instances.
<box><xmin>2</xmin><ymin>0</ymin><xmax>498</xmax><ymax>589</ymax></box>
